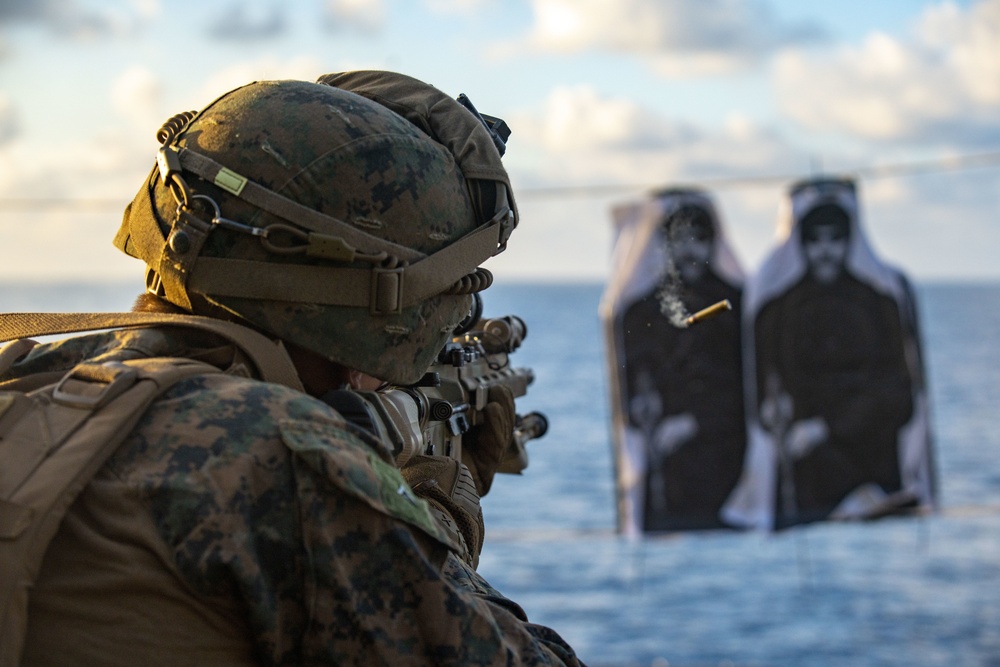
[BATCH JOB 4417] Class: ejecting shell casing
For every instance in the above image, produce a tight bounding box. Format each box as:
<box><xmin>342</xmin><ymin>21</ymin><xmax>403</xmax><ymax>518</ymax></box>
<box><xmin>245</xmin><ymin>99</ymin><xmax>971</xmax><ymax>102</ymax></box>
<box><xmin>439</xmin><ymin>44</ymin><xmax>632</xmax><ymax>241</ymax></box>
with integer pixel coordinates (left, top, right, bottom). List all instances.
<box><xmin>684</xmin><ymin>299</ymin><xmax>732</xmax><ymax>327</ymax></box>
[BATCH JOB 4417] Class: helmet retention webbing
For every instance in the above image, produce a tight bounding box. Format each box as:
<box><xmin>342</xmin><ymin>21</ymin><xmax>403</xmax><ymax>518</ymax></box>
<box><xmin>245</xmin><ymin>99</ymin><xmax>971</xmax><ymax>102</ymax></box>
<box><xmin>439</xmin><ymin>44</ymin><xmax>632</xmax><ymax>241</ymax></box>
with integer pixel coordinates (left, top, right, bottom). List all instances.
<box><xmin>141</xmin><ymin>145</ymin><xmax>514</xmax><ymax>315</ymax></box>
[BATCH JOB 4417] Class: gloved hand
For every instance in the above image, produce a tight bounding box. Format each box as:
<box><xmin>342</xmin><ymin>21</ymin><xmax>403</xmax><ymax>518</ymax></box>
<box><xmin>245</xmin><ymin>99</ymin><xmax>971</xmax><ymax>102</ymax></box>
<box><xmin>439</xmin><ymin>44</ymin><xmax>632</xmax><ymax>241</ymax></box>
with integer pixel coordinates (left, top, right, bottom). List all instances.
<box><xmin>400</xmin><ymin>455</ymin><xmax>484</xmax><ymax>568</ymax></box>
<box><xmin>461</xmin><ymin>384</ymin><xmax>515</xmax><ymax>497</ymax></box>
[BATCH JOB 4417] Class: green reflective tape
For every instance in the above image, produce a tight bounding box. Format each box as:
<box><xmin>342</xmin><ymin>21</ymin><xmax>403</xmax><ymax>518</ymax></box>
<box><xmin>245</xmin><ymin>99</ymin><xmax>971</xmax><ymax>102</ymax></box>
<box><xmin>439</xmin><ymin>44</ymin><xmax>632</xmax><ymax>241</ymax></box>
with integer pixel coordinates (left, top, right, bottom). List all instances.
<box><xmin>214</xmin><ymin>168</ymin><xmax>248</xmax><ymax>196</ymax></box>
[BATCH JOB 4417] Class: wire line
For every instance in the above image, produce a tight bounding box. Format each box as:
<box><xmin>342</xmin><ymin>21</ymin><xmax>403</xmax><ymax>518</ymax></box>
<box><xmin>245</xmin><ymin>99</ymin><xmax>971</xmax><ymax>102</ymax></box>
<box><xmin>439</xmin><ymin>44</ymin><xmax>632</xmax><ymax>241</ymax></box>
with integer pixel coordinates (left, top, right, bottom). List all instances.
<box><xmin>2</xmin><ymin>150</ymin><xmax>999</xmax><ymax>209</ymax></box>
<box><xmin>514</xmin><ymin>149</ymin><xmax>1000</xmax><ymax>200</ymax></box>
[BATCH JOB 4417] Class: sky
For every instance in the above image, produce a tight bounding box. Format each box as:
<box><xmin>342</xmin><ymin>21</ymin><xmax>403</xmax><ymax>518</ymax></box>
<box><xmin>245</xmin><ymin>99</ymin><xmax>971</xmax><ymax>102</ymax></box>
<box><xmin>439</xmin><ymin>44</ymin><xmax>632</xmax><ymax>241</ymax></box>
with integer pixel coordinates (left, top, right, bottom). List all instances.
<box><xmin>0</xmin><ymin>0</ymin><xmax>998</xmax><ymax>286</ymax></box>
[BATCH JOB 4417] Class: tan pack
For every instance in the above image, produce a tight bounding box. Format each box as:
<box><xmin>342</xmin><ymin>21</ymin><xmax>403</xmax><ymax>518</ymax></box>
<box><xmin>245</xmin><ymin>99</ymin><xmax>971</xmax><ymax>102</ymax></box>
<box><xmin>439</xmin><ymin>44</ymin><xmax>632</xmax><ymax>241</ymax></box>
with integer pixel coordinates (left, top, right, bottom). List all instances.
<box><xmin>0</xmin><ymin>312</ymin><xmax>302</xmax><ymax>666</ymax></box>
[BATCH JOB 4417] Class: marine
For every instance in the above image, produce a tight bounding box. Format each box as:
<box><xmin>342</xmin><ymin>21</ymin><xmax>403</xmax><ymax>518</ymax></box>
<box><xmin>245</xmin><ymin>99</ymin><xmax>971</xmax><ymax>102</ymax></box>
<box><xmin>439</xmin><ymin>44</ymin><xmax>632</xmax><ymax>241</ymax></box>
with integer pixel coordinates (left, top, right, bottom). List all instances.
<box><xmin>1</xmin><ymin>71</ymin><xmax>585</xmax><ymax>666</ymax></box>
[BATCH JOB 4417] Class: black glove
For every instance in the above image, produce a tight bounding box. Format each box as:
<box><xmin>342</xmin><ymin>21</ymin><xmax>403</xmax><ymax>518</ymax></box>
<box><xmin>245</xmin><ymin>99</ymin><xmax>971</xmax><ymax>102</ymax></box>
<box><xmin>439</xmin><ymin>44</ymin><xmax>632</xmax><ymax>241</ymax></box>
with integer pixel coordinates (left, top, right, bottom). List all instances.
<box><xmin>461</xmin><ymin>384</ymin><xmax>515</xmax><ymax>497</ymax></box>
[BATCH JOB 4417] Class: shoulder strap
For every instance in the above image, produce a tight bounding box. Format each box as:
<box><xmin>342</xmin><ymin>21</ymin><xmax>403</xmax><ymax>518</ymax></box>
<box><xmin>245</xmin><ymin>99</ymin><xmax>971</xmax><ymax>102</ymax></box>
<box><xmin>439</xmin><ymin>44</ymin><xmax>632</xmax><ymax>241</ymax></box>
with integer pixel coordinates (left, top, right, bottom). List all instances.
<box><xmin>0</xmin><ymin>356</ymin><xmax>222</xmax><ymax>665</ymax></box>
<box><xmin>0</xmin><ymin>312</ymin><xmax>303</xmax><ymax>393</ymax></box>
<box><xmin>0</xmin><ymin>339</ymin><xmax>36</xmax><ymax>377</ymax></box>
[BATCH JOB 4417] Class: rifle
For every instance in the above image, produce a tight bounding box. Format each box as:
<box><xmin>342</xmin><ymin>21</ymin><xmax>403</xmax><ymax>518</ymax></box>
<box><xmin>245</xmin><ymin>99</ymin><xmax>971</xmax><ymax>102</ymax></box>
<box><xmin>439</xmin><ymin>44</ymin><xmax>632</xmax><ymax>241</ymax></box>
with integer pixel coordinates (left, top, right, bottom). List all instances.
<box><xmin>341</xmin><ymin>295</ymin><xmax>548</xmax><ymax>476</ymax></box>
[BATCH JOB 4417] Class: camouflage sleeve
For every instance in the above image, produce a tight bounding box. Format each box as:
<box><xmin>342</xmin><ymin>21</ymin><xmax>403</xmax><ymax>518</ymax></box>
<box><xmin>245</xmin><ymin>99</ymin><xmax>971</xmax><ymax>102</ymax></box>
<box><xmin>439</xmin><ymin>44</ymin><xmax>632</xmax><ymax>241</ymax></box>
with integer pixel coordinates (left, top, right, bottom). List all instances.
<box><xmin>113</xmin><ymin>374</ymin><xmax>585</xmax><ymax>666</ymax></box>
<box><xmin>441</xmin><ymin>553</ymin><xmax>585</xmax><ymax>665</ymax></box>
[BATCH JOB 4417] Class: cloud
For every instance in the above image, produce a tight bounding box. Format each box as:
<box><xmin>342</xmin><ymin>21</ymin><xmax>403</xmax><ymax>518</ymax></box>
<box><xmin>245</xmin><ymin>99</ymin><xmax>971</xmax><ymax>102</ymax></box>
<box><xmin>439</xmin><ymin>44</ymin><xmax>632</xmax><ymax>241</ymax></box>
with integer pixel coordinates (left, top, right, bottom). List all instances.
<box><xmin>917</xmin><ymin>0</ymin><xmax>1000</xmax><ymax>106</ymax></box>
<box><xmin>494</xmin><ymin>84</ymin><xmax>837</xmax><ymax>279</ymax></box>
<box><xmin>0</xmin><ymin>0</ymin><xmax>120</xmax><ymax>39</ymax></box>
<box><xmin>189</xmin><ymin>55</ymin><xmax>327</xmax><ymax>107</ymax></box>
<box><xmin>422</xmin><ymin>0</ymin><xmax>494</xmax><ymax>13</ymax></box>
<box><xmin>208</xmin><ymin>2</ymin><xmax>287</xmax><ymax>41</ymax></box>
<box><xmin>520</xmin><ymin>85</ymin><xmax>699</xmax><ymax>153</ymax></box>
<box><xmin>0</xmin><ymin>125</ymin><xmax>151</xmax><ymax>200</ymax></box>
<box><xmin>511</xmin><ymin>0</ymin><xmax>825</xmax><ymax>76</ymax></box>
<box><xmin>0</xmin><ymin>94</ymin><xmax>19</xmax><ymax>146</ymax></box>
<box><xmin>111</xmin><ymin>65</ymin><xmax>163</xmax><ymax>129</ymax></box>
<box><xmin>774</xmin><ymin>0</ymin><xmax>1000</xmax><ymax>146</ymax></box>
<box><xmin>0</xmin><ymin>0</ymin><xmax>57</xmax><ymax>22</ymax></box>
<box><xmin>0</xmin><ymin>0</ymin><xmax>159</xmax><ymax>52</ymax></box>
<box><xmin>509</xmin><ymin>85</ymin><xmax>796</xmax><ymax>188</ymax></box>
<box><xmin>324</xmin><ymin>0</ymin><xmax>385</xmax><ymax>33</ymax></box>
<box><xmin>497</xmin><ymin>82</ymin><xmax>1000</xmax><ymax>281</ymax></box>
<box><xmin>0</xmin><ymin>56</ymin><xmax>327</xmax><ymax>199</ymax></box>
<box><xmin>130</xmin><ymin>0</ymin><xmax>161</xmax><ymax>21</ymax></box>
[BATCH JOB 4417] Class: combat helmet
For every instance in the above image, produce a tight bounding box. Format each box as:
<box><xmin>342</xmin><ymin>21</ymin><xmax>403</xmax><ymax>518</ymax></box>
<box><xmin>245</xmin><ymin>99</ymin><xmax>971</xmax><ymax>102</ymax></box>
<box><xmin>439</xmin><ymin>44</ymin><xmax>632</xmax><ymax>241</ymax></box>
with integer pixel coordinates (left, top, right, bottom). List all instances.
<box><xmin>114</xmin><ymin>72</ymin><xmax>517</xmax><ymax>385</ymax></box>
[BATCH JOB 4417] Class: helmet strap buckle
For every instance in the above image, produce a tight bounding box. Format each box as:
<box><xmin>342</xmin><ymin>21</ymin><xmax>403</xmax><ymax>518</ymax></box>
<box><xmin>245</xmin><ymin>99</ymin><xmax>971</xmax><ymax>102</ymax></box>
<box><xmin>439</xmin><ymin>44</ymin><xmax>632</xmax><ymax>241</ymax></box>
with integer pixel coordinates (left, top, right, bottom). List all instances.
<box><xmin>495</xmin><ymin>207</ymin><xmax>515</xmax><ymax>254</ymax></box>
<box><xmin>370</xmin><ymin>265</ymin><xmax>405</xmax><ymax>316</ymax></box>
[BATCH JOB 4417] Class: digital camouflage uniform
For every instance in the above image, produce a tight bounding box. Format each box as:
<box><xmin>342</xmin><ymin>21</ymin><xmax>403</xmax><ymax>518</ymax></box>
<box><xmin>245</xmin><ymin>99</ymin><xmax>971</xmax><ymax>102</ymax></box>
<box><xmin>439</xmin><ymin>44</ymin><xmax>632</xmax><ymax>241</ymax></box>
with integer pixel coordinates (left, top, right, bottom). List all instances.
<box><xmin>10</xmin><ymin>326</ymin><xmax>583</xmax><ymax>666</ymax></box>
<box><xmin>6</xmin><ymin>72</ymin><xmax>585</xmax><ymax>665</ymax></box>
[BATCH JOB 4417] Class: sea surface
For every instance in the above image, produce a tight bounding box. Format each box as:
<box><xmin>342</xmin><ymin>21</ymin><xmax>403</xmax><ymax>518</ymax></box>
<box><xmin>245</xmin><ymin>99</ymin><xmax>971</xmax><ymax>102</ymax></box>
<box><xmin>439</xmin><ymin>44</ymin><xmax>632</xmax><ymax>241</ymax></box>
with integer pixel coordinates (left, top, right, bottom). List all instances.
<box><xmin>3</xmin><ymin>280</ymin><xmax>999</xmax><ymax>667</ymax></box>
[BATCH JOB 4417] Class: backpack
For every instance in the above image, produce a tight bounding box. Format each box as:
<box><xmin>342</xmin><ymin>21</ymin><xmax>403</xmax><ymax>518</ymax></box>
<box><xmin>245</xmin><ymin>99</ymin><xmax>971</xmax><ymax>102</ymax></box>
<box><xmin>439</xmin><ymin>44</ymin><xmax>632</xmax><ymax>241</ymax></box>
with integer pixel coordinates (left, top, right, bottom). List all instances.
<box><xmin>0</xmin><ymin>311</ymin><xmax>302</xmax><ymax>666</ymax></box>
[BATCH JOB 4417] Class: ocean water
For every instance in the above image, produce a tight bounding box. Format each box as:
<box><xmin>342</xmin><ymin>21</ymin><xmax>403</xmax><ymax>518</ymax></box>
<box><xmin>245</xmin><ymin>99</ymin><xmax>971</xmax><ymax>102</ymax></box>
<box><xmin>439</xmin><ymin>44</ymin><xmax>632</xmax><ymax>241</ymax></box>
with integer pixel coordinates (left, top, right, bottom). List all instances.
<box><xmin>3</xmin><ymin>280</ymin><xmax>999</xmax><ymax>666</ymax></box>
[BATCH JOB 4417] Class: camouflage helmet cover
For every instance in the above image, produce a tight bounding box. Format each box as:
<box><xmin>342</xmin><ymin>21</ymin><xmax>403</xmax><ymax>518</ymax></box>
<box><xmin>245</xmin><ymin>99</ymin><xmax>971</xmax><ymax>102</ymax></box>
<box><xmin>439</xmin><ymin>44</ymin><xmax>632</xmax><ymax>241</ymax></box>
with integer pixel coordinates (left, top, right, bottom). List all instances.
<box><xmin>114</xmin><ymin>74</ymin><xmax>516</xmax><ymax>384</ymax></box>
